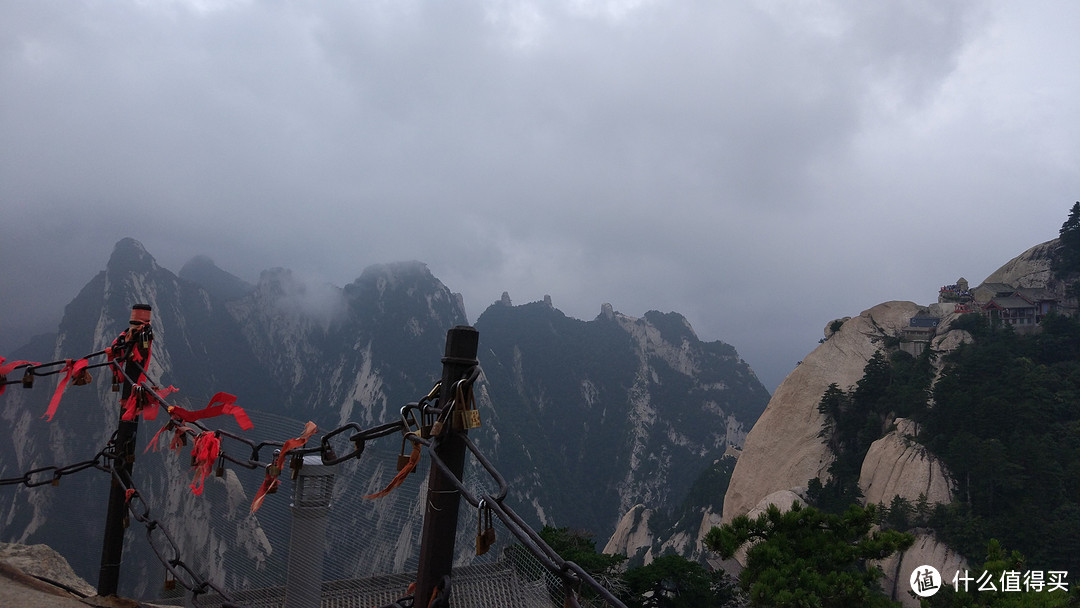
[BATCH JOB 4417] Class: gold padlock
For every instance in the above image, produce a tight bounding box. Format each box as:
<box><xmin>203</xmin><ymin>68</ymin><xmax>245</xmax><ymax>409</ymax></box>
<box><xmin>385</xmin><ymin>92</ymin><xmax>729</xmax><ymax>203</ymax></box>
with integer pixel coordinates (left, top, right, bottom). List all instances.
<box><xmin>289</xmin><ymin>453</ymin><xmax>303</xmax><ymax>480</ymax></box>
<box><xmin>453</xmin><ymin>382</ymin><xmax>481</xmax><ymax>431</ymax></box>
<box><xmin>396</xmin><ymin>436</ymin><xmax>412</xmax><ymax>472</ymax></box>
<box><xmin>266</xmin><ymin>463</ymin><xmax>281</xmax><ymax>493</ymax></box>
<box><xmin>476</xmin><ymin>501</ymin><xmax>496</xmax><ymax>556</ymax></box>
<box><xmin>401</xmin><ymin>405</ymin><xmax>423</xmax><ymax>437</ymax></box>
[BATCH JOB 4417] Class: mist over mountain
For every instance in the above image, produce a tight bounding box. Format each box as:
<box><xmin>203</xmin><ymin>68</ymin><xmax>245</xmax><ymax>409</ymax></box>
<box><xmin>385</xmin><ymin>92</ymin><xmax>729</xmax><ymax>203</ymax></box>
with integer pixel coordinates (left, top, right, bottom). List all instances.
<box><xmin>0</xmin><ymin>238</ymin><xmax>769</xmax><ymax>592</ymax></box>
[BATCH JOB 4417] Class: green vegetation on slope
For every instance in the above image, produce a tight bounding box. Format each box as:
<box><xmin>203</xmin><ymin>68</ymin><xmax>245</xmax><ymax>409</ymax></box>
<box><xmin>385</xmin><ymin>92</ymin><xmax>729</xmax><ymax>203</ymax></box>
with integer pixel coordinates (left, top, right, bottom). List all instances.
<box><xmin>921</xmin><ymin>313</ymin><xmax>1080</xmax><ymax>572</ymax></box>
<box><xmin>705</xmin><ymin>502</ymin><xmax>913</xmax><ymax>607</ymax></box>
<box><xmin>810</xmin><ymin>311</ymin><xmax>1080</xmax><ymax>582</ymax></box>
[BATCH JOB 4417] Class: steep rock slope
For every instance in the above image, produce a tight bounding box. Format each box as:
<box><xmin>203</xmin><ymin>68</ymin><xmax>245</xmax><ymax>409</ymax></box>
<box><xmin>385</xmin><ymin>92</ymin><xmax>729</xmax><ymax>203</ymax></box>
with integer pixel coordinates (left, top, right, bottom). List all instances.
<box><xmin>224</xmin><ymin>261</ymin><xmax>468</xmax><ymax>425</ymax></box>
<box><xmin>859</xmin><ymin>418</ymin><xmax>952</xmax><ymax>507</ymax></box>
<box><xmin>476</xmin><ymin>298</ymin><xmax>768</xmax><ymax>541</ymax></box>
<box><xmin>725</xmin><ymin>239</ymin><xmax>1063</xmax><ymax>524</ymax></box>
<box><xmin>722</xmin><ymin>300</ymin><xmax>925</xmax><ymax>522</ymax></box>
<box><xmin>720</xmin><ymin>239</ymin><xmax>1062</xmax><ymax>606</ymax></box>
<box><xmin>0</xmin><ymin>239</ymin><xmax>275</xmax><ymax>596</ymax></box>
<box><xmin>2</xmin><ymin>238</ymin><xmax>772</xmax><ymax>596</ymax></box>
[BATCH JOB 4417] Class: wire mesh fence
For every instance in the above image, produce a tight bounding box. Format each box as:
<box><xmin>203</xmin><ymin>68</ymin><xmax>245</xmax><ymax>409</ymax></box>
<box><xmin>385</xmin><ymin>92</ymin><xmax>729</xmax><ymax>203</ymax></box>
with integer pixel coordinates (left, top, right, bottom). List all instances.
<box><xmin>1</xmin><ymin>322</ymin><xmax>629</xmax><ymax>608</ymax></box>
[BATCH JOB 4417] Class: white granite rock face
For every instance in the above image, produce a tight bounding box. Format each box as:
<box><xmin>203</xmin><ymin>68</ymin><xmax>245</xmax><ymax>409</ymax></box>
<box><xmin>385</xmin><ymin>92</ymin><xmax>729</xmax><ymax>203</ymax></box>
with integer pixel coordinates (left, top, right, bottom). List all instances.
<box><xmin>860</xmin><ymin>418</ymin><xmax>954</xmax><ymax>507</ymax></box>
<box><xmin>722</xmin><ymin>301</ymin><xmax>924</xmax><ymax>523</ymax></box>
<box><xmin>876</xmin><ymin>532</ymin><xmax>968</xmax><ymax>608</ymax></box>
<box><xmin>603</xmin><ymin>504</ymin><xmax>652</xmax><ymax>559</ymax></box>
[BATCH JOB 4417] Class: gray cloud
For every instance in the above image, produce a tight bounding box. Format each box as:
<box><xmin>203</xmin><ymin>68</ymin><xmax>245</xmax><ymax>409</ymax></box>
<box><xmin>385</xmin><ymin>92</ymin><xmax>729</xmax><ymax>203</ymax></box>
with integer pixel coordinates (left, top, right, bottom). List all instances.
<box><xmin>2</xmin><ymin>0</ymin><xmax>1078</xmax><ymax>391</ymax></box>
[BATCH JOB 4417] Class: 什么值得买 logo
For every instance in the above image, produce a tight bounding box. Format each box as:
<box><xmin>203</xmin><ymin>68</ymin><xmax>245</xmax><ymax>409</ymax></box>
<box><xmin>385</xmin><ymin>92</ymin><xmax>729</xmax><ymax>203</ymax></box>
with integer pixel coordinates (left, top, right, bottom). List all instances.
<box><xmin>911</xmin><ymin>565</ymin><xmax>941</xmax><ymax>598</ymax></box>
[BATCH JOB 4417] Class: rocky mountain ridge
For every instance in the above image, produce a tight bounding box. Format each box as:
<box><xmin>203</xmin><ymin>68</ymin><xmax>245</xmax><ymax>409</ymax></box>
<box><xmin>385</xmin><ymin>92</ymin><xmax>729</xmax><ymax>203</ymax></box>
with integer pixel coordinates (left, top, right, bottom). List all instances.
<box><xmin>0</xmin><ymin>238</ymin><xmax>769</xmax><ymax>597</ymax></box>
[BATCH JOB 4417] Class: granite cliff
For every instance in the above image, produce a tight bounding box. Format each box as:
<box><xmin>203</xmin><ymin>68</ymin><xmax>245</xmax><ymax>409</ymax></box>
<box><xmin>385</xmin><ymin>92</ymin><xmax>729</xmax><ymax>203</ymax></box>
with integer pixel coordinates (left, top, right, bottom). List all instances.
<box><xmin>720</xmin><ymin>238</ymin><xmax>1066</xmax><ymax>606</ymax></box>
<box><xmin>0</xmin><ymin>238</ymin><xmax>769</xmax><ymax>600</ymax></box>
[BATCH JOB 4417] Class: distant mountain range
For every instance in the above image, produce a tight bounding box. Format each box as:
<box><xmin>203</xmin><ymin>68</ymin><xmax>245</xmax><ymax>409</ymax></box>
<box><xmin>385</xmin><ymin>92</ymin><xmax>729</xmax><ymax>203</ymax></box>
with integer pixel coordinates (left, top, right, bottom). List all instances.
<box><xmin>0</xmin><ymin>237</ymin><xmax>769</xmax><ymax>595</ymax></box>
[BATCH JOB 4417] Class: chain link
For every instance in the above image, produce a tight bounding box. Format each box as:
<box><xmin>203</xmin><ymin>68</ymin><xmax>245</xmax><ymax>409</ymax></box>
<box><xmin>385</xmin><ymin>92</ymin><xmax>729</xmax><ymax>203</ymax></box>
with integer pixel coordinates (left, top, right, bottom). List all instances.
<box><xmin>0</xmin><ymin>451</ymin><xmax>110</xmax><ymax>488</ymax></box>
<box><xmin>101</xmin><ymin>455</ymin><xmax>243</xmax><ymax>608</ymax></box>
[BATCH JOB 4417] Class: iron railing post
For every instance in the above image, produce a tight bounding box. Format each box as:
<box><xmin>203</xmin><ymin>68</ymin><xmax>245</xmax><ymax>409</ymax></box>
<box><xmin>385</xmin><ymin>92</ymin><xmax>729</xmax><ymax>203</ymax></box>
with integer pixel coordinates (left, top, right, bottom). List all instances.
<box><xmin>97</xmin><ymin>304</ymin><xmax>152</xmax><ymax>596</ymax></box>
<box><xmin>414</xmin><ymin>325</ymin><xmax>479</xmax><ymax>605</ymax></box>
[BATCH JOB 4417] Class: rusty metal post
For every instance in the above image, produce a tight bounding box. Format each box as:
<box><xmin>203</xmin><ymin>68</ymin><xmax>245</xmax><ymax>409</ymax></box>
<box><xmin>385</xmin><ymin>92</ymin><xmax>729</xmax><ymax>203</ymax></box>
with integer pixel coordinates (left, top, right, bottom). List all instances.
<box><xmin>414</xmin><ymin>326</ymin><xmax>479</xmax><ymax>605</ymax></box>
<box><xmin>98</xmin><ymin>304</ymin><xmax>152</xmax><ymax>596</ymax></box>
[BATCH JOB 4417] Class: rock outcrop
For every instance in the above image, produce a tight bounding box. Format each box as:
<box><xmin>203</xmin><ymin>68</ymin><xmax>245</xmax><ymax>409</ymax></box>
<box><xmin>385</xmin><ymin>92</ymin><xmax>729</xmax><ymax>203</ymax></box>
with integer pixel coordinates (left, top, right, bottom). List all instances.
<box><xmin>876</xmin><ymin>533</ymin><xmax>967</xmax><ymax>608</ymax></box>
<box><xmin>722</xmin><ymin>301</ymin><xmax>924</xmax><ymax>523</ymax></box>
<box><xmin>604</xmin><ymin>505</ymin><xmax>653</xmax><ymax>563</ymax></box>
<box><xmin>0</xmin><ymin>542</ymin><xmax>95</xmax><ymax>598</ymax></box>
<box><xmin>859</xmin><ymin>419</ymin><xmax>953</xmax><ymax>507</ymax></box>
<box><xmin>720</xmin><ymin>237</ymin><xmax>1068</xmax><ymax>597</ymax></box>
<box><xmin>982</xmin><ymin>239</ymin><xmax>1058</xmax><ymax>290</ymax></box>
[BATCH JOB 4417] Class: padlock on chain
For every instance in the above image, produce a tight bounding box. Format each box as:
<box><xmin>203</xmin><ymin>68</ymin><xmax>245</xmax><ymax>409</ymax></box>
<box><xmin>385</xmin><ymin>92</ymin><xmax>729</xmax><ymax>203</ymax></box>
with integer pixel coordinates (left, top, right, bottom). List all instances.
<box><xmin>396</xmin><ymin>435</ymin><xmax>413</xmax><ymax>472</ymax></box>
<box><xmin>265</xmin><ymin>462</ymin><xmax>281</xmax><ymax>494</ymax></box>
<box><xmin>430</xmin><ymin>417</ymin><xmax>446</xmax><ymax>438</ymax></box>
<box><xmin>111</xmin><ymin>366</ymin><xmax>122</xmax><ymax>392</ymax></box>
<box><xmin>421</xmin><ymin>405</ymin><xmax>436</xmax><ymax>440</ymax></box>
<box><xmin>289</xmin><ymin>453</ymin><xmax>303</xmax><ymax>480</ymax></box>
<box><xmin>453</xmin><ymin>382</ymin><xmax>481</xmax><ymax>431</ymax></box>
<box><xmin>401</xmin><ymin>405</ymin><xmax>424</xmax><ymax>438</ymax></box>
<box><xmin>475</xmin><ymin>500</ymin><xmax>497</xmax><ymax>556</ymax></box>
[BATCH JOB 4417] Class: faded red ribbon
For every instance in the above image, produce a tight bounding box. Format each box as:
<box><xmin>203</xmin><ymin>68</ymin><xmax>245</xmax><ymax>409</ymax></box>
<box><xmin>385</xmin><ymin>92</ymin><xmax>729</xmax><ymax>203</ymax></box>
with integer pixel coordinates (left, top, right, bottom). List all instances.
<box><xmin>119</xmin><ymin>323</ymin><xmax>153</xmax><ymax>421</ymax></box>
<box><xmin>145</xmin><ymin>419</ymin><xmax>193</xmax><ymax>454</ymax></box>
<box><xmin>365</xmin><ymin>433</ymin><xmax>421</xmax><ymax>500</ymax></box>
<box><xmin>250</xmin><ymin>421</ymin><xmax>317</xmax><ymax>514</ymax></box>
<box><xmin>42</xmin><ymin>359</ymin><xmax>88</xmax><ymax>421</ymax></box>
<box><xmin>166</xmin><ymin>392</ymin><xmax>254</xmax><ymax>431</ymax></box>
<box><xmin>189</xmin><ymin>432</ymin><xmax>221</xmax><ymax>496</ymax></box>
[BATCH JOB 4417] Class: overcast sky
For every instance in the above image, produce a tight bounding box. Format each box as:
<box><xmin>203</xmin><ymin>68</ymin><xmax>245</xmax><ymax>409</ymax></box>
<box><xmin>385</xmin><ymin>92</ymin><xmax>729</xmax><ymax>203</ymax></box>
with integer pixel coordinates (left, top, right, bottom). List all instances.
<box><xmin>2</xmin><ymin>1</ymin><xmax>1078</xmax><ymax>392</ymax></box>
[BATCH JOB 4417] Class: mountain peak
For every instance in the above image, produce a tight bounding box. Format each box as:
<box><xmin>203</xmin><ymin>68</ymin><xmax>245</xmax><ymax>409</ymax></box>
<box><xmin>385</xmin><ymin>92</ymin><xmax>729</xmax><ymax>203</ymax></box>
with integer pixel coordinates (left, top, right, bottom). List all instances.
<box><xmin>346</xmin><ymin>261</ymin><xmax>440</xmax><ymax>300</ymax></box>
<box><xmin>107</xmin><ymin>238</ymin><xmax>159</xmax><ymax>275</ymax></box>
<box><xmin>355</xmin><ymin>260</ymin><xmax>433</xmax><ymax>283</ymax></box>
<box><xmin>179</xmin><ymin>255</ymin><xmax>254</xmax><ymax>302</ymax></box>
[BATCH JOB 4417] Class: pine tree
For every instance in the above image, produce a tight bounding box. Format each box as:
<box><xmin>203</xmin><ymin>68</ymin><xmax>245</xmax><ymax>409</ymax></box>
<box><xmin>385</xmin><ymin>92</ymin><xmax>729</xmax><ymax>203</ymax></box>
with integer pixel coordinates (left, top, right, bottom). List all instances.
<box><xmin>705</xmin><ymin>502</ymin><xmax>913</xmax><ymax>607</ymax></box>
<box><xmin>1054</xmin><ymin>201</ymin><xmax>1080</xmax><ymax>275</ymax></box>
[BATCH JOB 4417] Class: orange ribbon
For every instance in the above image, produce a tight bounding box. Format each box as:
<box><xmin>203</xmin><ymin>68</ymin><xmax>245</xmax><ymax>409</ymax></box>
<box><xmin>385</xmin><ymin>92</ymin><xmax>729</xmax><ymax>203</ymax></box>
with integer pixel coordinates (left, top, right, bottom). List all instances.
<box><xmin>365</xmin><ymin>434</ymin><xmax>421</xmax><ymax>500</ymax></box>
<box><xmin>250</xmin><ymin>421</ymin><xmax>317</xmax><ymax>514</ymax></box>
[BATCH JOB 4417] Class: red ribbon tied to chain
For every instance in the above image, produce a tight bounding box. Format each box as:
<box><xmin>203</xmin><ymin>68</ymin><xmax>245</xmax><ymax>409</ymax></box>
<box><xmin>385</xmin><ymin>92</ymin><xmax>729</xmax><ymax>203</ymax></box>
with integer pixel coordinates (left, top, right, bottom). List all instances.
<box><xmin>145</xmin><ymin>418</ymin><xmax>195</xmax><ymax>454</ymax></box>
<box><xmin>365</xmin><ymin>433</ymin><xmax>421</xmax><ymax>500</ymax></box>
<box><xmin>119</xmin><ymin>322</ymin><xmax>154</xmax><ymax>421</ymax></box>
<box><xmin>167</xmin><ymin>392</ymin><xmax>254</xmax><ymax>431</ymax></box>
<box><xmin>0</xmin><ymin>357</ymin><xmax>39</xmax><ymax>397</ymax></box>
<box><xmin>42</xmin><ymin>359</ymin><xmax>89</xmax><ymax>421</ymax></box>
<box><xmin>189</xmin><ymin>432</ymin><xmax>221</xmax><ymax>496</ymax></box>
<box><xmin>146</xmin><ymin>391</ymin><xmax>250</xmax><ymax>453</ymax></box>
<box><xmin>250</xmin><ymin>421</ymin><xmax>317</xmax><ymax>514</ymax></box>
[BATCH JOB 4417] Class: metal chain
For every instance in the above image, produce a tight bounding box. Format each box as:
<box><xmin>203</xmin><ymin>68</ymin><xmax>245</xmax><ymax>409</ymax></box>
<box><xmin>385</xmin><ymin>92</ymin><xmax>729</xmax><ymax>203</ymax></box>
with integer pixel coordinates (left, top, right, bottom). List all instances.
<box><xmin>2</xmin><ymin>362</ymin><xmax>626</xmax><ymax>607</ymax></box>
<box><xmin>0</xmin><ymin>450</ymin><xmax>110</xmax><ymax>488</ymax></box>
<box><xmin>100</xmin><ymin>452</ymin><xmax>243</xmax><ymax>608</ymax></box>
<box><xmin>0</xmin><ymin>329</ymin><xmax>138</xmax><ymax>390</ymax></box>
